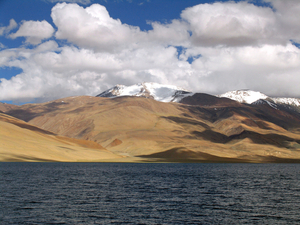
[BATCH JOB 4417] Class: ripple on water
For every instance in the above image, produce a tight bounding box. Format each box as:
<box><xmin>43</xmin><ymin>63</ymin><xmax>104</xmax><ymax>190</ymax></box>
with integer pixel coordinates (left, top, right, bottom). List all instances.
<box><xmin>1</xmin><ymin>163</ymin><xmax>300</xmax><ymax>224</ymax></box>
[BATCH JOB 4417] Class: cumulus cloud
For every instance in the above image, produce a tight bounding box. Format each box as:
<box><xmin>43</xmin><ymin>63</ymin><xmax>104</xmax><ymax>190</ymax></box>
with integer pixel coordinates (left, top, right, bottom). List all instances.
<box><xmin>186</xmin><ymin>43</ymin><xmax>300</xmax><ymax>97</ymax></box>
<box><xmin>0</xmin><ymin>19</ymin><xmax>18</xmax><ymax>36</ymax></box>
<box><xmin>51</xmin><ymin>3</ymin><xmax>145</xmax><ymax>52</ymax></box>
<box><xmin>10</xmin><ymin>20</ymin><xmax>55</xmax><ymax>45</ymax></box>
<box><xmin>181</xmin><ymin>1</ymin><xmax>281</xmax><ymax>47</ymax></box>
<box><xmin>0</xmin><ymin>41</ymin><xmax>191</xmax><ymax>102</ymax></box>
<box><xmin>51</xmin><ymin>3</ymin><xmax>190</xmax><ymax>51</ymax></box>
<box><xmin>2</xmin><ymin>1</ymin><xmax>300</xmax><ymax>103</ymax></box>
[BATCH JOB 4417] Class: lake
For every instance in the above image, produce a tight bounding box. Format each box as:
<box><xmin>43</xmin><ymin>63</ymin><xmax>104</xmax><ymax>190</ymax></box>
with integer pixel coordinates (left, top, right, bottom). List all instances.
<box><xmin>1</xmin><ymin>163</ymin><xmax>300</xmax><ymax>224</ymax></box>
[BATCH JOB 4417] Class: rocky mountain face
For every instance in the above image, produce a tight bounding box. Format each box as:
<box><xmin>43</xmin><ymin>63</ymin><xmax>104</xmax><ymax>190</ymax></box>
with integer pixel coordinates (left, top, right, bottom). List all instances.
<box><xmin>2</xmin><ymin>87</ymin><xmax>300</xmax><ymax>162</ymax></box>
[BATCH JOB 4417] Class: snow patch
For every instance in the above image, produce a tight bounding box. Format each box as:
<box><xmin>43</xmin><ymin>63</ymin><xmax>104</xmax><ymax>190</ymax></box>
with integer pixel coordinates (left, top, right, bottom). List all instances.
<box><xmin>252</xmin><ymin>99</ymin><xmax>278</xmax><ymax>109</ymax></box>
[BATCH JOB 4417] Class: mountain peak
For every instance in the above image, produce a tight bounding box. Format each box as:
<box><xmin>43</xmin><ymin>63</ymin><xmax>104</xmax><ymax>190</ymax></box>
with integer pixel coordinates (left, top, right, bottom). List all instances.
<box><xmin>219</xmin><ymin>89</ymin><xmax>300</xmax><ymax>109</ymax></box>
<box><xmin>218</xmin><ymin>90</ymin><xmax>268</xmax><ymax>104</ymax></box>
<box><xmin>96</xmin><ymin>82</ymin><xmax>193</xmax><ymax>102</ymax></box>
<box><xmin>97</xmin><ymin>83</ymin><xmax>300</xmax><ymax>109</ymax></box>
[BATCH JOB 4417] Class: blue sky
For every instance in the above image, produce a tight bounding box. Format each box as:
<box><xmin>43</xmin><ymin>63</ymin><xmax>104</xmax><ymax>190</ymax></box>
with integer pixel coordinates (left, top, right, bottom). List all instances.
<box><xmin>1</xmin><ymin>0</ymin><xmax>300</xmax><ymax>104</ymax></box>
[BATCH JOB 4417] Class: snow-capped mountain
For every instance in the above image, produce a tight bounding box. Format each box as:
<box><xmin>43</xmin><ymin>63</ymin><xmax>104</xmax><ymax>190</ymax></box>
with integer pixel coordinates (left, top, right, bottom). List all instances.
<box><xmin>218</xmin><ymin>90</ymin><xmax>268</xmax><ymax>104</ymax></box>
<box><xmin>272</xmin><ymin>98</ymin><xmax>300</xmax><ymax>107</ymax></box>
<box><xmin>97</xmin><ymin>83</ymin><xmax>300</xmax><ymax>110</ymax></box>
<box><xmin>96</xmin><ymin>82</ymin><xmax>193</xmax><ymax>103</ymax></box>
<box><xmin>219</xmin><ymin>89</ymin><xmax>300</xmax><ymax>107</ymax></box>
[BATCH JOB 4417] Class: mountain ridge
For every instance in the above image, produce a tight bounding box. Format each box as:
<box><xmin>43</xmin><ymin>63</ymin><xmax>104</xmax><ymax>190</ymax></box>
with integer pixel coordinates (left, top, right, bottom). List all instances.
<box><xmin>2</xmin><ymin>82</ymin><xmax>300</xmax><ymax>162</ymax></box>
<box><xmin>96</xmin><ymin>83</ymin><xmax>300</xmax><ymax>109</ymax></box>
<box><xmin>218</xmin><ymin>89</ymin><xmax>300</xmax><ymax>108</ymax></box>
<box><xmin>2</xmin><ymin>93</ymin><xmax>300</xmax><ymax>162</ymax></box>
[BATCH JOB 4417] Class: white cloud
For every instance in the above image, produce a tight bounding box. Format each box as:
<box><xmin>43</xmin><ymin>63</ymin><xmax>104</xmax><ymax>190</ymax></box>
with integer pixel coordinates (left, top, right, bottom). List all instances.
<box><xmin>186</xmin><ymin>43</ymin><xmax>300</xmax><ymax>96</ymax></box>
<box><xmin>263</xmin><ymin>0</ymin><xmax>300</xmax><ymax>43</ymax></box>
<box><xmin>147</xmin><ymin>20</ymin><xmax>190</xmax><ymax>47</ymax></box>
<box><xmin>10</xmin><ymin>20</ymin><xmax>55</xmax><ymax>45</ymax></box>
<box><xmin>2</xmin><ymin>1</ymin><xmax>300</xmax><ymax>103</ymax></box>
<box><xmin>0</xmin><ymin>42</ymin><xmax>192</xmax><ymax>102</ymax></box>
<box><xmin>0</xmin><ymin>19</ymin><xmax>18</xmax><ymax>36</ymax></box>
<box><xmin>181</xmin><ymin>1</ymin><xmax>281</xmax><ymax>47</ymax></box>
<box><xmin>51</xmin><ymin>3</ymin><xmax>145</xmax><ymax>52</ymax></box>
<box><xmin>51</xmin><ymin>3</ymin><xmax>190</xmax><ymax>51</ymax></box>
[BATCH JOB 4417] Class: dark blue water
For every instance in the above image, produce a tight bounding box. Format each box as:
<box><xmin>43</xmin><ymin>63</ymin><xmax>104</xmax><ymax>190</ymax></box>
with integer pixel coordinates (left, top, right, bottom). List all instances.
<box><xmin>1</xmin><ymin>163</ymin><xmax>300</xmax><ymax>224</ymax></box>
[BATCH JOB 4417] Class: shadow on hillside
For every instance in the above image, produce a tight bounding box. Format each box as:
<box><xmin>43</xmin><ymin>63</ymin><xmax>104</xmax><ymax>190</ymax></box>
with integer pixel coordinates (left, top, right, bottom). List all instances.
<box><xmin>138</xmin><ymin>147</ymin><xmax>300</xmax><ymax>163</ymax></box>
<box><xmin>191</xmin><ymin>130</ymin><xmax>300</xmax><ymax>148</ymax></box>
<box><xmin>6</xmin><ymin>101</ymin><xmax>69</xmax><ymax>122</ymax></box>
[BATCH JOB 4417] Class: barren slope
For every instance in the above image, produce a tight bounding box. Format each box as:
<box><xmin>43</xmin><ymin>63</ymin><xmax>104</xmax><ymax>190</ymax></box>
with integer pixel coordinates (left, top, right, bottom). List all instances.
<box><xmin>5</xmin><ymin>95</ymin><xmax>300</xmax><ymax>162</ymax></box>
<box><xmin>0</xmin><ymin>102</ymin><xmax>18</xmax><ymax>112</ymax></box>
<box><xmin>0</xmin><ymin>113</ymin><xmax>121</xmax><ymax>162</ymax></box>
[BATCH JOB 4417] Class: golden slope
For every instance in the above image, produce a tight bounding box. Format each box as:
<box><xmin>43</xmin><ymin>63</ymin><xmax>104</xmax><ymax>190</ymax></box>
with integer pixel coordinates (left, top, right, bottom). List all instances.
<box><xmin>0</xmin><ymin>102</ymin><xmax>17</xmax><ymax>112</ymax></box>
<box><xmin>5</xmin><ymin>96</ymin><xmax>300</xmax><ymax>162</ymax></box>
<box><xmin>0</xmin><ymin>113</ymin><xmax>122</xmax><ymax>162</ymax></box>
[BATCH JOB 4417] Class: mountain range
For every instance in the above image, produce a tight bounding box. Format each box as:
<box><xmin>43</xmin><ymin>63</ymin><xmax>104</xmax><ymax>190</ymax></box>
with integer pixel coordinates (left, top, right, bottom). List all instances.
<box><xmin>97</xmin><ymin>82</ymin><xmax>300</xmax><ymax>107</ymax></box>
<box><xmin>1</xmin><ymin>82</ymin><xmax>300</xmax><ymax>162</ymax></box>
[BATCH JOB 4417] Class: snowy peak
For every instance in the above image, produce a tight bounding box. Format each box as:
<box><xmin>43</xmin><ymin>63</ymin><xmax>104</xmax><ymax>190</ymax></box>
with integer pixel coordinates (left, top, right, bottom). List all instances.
<box><xmin>219</xmin><ymin>89</ymin><xmax>300</xmax><ymax>109</ymax></box>
<box><xmin>272</xmin><ymin>98</ymin><xmax>300</xmax><ymax>107</ymax></box>
<box><xmin>97</xmin><ymin>83</ymin><xmax>300</xmax><ymax>109</ymax></box>
<box><xmin>218</xmin><ymin>90</ymin><xmax>268</xmax><ymax>104</ymax></box>
<box><xmin>96</xmin><ymin>82</ymin><xmax>193</xmax><ymax>103</ymax></box>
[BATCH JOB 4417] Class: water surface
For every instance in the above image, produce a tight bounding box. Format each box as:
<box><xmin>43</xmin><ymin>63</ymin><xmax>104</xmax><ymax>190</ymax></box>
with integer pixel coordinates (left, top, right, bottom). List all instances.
<box><xmin>1</xmin><ymin>163</ymin><xmax>300</xmax><ymax>224</ymax></box>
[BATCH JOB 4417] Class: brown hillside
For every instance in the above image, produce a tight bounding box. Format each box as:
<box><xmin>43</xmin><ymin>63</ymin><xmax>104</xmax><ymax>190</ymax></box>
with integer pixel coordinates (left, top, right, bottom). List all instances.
<box><xmin>4</xmin><ymin>95</ymin><xmax>300</xmax><ymax>162</ymax></box>
<box><xmin>0</xmin><ymin>113</ymin><xmax>121</xmax><ymax>162</ymax></box>
<box><xmin>0</xmin><ymin>102</ymin><xmax>18</xmax><ymax>112</ymax></box>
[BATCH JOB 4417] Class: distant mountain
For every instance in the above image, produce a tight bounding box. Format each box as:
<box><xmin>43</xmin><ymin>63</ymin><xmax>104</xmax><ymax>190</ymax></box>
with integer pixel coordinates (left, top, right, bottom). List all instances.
<box><xmin>218</xmin><ymin>90</ymin><xmax>268</xmax><ymax>104</ymax></box>
<box><xmin>3</xmin><ymin>93</ymin><xmax>300</xmax><ymax>163</ymax></box>
<box><xmin>96</xmin><ymin>82</ymin><xmax>193</xmax><ymax>102</ymax></box>
<box><xmin>272</xmin><ymin>97</ymin><xmax>300</xmax><ymax>107</ymax></box>
<box><xmin>97</xmin><ymin>84</ymin><xmax>300</xmax><ymax>109</ymax></box>
<box><xmin>3</xmin><ymin>83</ymin><xmax>300</xmax><ymax>162</ymax></box>
<box><xmin>219</xmin><ymin>89</ymin><xmax>300</xmax><ymax>108</ymax></box>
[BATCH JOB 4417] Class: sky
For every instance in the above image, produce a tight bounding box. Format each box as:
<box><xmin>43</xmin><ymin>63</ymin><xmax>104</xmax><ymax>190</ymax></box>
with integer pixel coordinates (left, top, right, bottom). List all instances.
<box><xmin>1</xmin><ymin>0</ymin><xmax>300</xmax><ymax>104</ymax></box>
